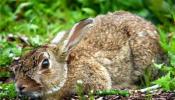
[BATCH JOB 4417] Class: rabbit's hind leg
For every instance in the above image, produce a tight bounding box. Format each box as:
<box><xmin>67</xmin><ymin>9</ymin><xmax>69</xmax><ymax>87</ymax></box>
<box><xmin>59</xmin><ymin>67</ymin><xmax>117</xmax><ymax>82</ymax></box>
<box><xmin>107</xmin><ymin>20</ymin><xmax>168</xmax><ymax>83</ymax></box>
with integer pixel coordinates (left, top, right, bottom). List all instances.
<box><xmin>129</xmin><ymin>35</ymin><xmax>160</xmax><ymax>85</ymax></box>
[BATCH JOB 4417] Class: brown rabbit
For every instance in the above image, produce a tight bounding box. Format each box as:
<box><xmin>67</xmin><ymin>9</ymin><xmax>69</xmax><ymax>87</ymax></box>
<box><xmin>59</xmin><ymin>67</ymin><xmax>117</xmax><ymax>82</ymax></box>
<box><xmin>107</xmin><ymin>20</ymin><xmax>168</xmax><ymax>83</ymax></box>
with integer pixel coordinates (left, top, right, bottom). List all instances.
<box><xmin>10</xmin><ymin>11</ymin><xmax>162</xmax><ymax>100</ymax></box>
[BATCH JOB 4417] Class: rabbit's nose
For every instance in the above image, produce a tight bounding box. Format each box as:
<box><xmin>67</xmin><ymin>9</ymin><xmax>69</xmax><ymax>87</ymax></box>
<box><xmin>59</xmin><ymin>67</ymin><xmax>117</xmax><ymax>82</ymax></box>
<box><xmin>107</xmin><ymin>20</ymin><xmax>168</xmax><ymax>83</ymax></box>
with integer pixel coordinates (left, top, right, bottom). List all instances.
<box><xmin>17</xmin><ymin>84</ymin><xmax>26</xmax><ymax>92</ymax></box>
<box><xmin>19</xmin><ymin>85</ymin><xmax>25</xmax><ymax>91</ymax></box>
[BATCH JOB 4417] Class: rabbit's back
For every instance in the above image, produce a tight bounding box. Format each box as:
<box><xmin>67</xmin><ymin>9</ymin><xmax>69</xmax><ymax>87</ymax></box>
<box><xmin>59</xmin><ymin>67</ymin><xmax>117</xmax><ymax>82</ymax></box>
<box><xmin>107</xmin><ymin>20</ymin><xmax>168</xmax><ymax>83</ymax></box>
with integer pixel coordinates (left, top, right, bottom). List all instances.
<box><xmin>86</xmin><ymin>12</ymin><xmax>157</xmax><ymax>47</ymax></box>
<box><xmin>70</xmin><ymin>11</ymin><xmax>161</xmax><ymax>88</ymax></box>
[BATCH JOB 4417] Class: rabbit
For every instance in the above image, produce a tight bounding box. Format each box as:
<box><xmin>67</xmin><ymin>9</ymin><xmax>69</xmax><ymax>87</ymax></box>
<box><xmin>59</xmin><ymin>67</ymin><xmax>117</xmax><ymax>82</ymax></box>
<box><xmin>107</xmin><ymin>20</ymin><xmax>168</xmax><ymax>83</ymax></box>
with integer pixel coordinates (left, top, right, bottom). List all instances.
<box><xmin>10</xmin><ymin>11</ymin><xmax>163</xmax><ymax>100</ymax></box>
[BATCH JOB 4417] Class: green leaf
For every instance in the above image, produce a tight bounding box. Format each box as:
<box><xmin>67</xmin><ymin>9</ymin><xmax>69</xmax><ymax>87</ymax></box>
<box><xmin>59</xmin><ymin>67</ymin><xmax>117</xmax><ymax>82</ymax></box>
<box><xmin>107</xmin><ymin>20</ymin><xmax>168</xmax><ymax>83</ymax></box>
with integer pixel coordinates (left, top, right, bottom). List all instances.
<box><xmin>29</xmin><ymin>35</ymin><xmax>42</xmax><ymax>47</ymax></box>
<box><xmin>82</xmin><ymin>8</ymin><xmax>96</xmax><ymax>16</ymax></box>
<box><xmin>153</xmin><ymin>72</ymin><xmax>175</xmax><ymax>91</ymax></box>
<box><xmin>154</xmin><ymin>63</ymin><xmax>164</xmax><ymax>69</ymax></box>
<box><xmin>169</xmin><ymin>52</ymin><xmax>175</xmax><ymax>67</ymax></box>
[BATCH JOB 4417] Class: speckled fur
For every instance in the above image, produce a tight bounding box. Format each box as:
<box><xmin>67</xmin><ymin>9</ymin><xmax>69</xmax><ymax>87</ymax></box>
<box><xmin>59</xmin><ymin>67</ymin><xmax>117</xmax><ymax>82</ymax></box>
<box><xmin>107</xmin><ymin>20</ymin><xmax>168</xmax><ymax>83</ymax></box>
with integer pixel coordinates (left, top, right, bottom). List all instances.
<box><xmin>69</xmin><ymin>11</ymin><xmax>161</xmax><ymax>87</ymax></box>
<box><xmin>11</xmin><ymin>11</ymin><xmax>163</xmax><ymax>100</ymax></box>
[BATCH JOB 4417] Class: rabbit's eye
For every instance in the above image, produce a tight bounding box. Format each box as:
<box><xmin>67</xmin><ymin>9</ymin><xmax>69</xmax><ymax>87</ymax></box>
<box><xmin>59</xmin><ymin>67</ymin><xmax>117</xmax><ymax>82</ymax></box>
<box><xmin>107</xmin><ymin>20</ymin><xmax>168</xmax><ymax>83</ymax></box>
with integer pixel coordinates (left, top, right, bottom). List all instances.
<box><xmin>41</xmin><ymin>59</ymin><xmax>50</xmax><ymax>69</ymax></box>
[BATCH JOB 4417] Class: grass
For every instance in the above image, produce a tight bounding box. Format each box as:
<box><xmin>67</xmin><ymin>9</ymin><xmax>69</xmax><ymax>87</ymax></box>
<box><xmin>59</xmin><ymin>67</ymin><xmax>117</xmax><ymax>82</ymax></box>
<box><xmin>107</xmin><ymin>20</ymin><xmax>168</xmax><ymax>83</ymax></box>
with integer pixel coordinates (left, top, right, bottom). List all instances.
<box><xmin>0</xmin><ymin>0</ymin><xmax>175</xmax><ymax>99</ymax></box>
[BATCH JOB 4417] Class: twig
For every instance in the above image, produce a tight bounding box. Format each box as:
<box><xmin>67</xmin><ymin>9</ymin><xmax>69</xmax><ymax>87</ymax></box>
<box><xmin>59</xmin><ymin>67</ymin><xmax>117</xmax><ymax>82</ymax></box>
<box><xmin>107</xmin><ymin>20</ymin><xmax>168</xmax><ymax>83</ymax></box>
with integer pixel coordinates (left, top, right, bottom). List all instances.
<box><xmin>139</xmin><ymin>85</ymin><xmax>161</xmax><ymax>93</ymax></box>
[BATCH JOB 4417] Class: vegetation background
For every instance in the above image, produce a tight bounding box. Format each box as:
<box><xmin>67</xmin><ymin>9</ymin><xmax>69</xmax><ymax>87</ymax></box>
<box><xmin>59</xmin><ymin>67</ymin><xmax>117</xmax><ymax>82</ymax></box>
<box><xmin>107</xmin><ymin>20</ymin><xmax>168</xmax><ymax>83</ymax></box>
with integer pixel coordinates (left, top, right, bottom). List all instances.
<box><xmin>0</xmin><ymin>0</ymin><xmax>175</xmax><ymax>99</ymax></box>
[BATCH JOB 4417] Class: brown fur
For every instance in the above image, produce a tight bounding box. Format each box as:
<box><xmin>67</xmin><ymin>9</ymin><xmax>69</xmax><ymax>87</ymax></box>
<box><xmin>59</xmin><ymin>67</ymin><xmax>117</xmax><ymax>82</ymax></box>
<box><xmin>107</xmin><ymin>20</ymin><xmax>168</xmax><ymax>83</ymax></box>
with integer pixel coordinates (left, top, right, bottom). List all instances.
<box><xmin>10</xmin><ymin>11</ymin><xmax>163</xmax><ymax>100</ymax></box>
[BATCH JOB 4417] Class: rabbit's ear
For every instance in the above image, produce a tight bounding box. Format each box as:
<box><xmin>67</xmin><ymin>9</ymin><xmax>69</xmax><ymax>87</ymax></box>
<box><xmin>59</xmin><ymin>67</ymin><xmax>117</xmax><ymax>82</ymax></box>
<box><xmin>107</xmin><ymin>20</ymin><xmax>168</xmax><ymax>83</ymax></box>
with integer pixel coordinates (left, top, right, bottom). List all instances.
<box><xmin>51</xmin><ymin>31</ymin><xmax>69</xmax><ymax>44</ymax></box>
<box><xmin>63</xmin><ymin>18</ymin><xmax>93</xmax><ymax>52</ymax></box>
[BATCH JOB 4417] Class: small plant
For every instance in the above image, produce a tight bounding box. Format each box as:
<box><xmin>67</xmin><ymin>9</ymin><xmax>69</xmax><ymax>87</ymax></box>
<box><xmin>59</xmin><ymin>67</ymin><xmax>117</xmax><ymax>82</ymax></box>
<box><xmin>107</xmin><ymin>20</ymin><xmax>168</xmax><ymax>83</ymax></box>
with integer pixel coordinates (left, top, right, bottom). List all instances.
<box><xmin>0</xmin><ymin>83</ymin><xmax>17</xmax><ymax>99</ymax></box>
<box><xmin>76</xmin><ymin>80</ymin><xmax>86</xmax><ymax>100</ymax></box>
<box><xmin>0</xmin><ymin>35</ymin><xmax>22</xmax><ymax>67</ymax></box>
<box><xmin>153</xmin><ymin>29</ymin><xmax>175</xmax><ymax>91</ymax></box>
<box><xmin>88</xmin><ymin>90</ymin><xmax>94</xmax><ymax>100</ymax></box>
<box><xmin>153</xmin><ymin>63</ymin><xmax>175</xmax><ymax>91</ymax></box>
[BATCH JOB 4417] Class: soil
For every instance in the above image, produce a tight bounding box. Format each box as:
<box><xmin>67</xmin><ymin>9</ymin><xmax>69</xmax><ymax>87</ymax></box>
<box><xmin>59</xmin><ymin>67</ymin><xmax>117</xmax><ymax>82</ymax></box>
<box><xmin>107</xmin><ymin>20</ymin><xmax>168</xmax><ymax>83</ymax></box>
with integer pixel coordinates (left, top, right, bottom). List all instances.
<box><xmin>65</xmin><ymin>90</ymin><xmax>175</xmax><ymax>100</ymax></box>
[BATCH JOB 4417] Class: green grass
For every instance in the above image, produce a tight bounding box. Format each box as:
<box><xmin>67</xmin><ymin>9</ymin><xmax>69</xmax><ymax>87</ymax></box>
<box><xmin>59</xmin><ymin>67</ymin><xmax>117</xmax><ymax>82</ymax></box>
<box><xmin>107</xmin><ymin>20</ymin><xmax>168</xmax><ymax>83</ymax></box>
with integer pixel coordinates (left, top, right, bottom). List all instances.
<box><xmin>0</xmin><ymin>0</ymin><xmax>175</xmax><ymax>99</ymax></box>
